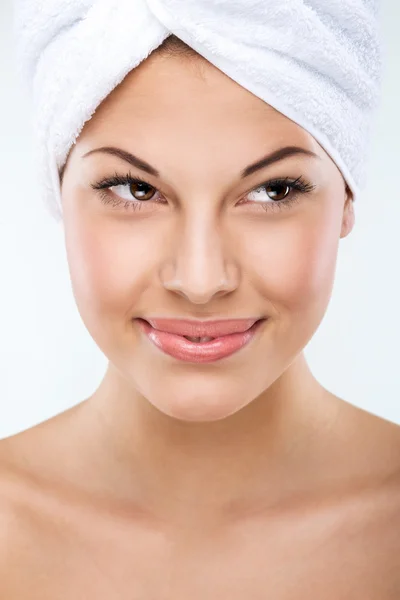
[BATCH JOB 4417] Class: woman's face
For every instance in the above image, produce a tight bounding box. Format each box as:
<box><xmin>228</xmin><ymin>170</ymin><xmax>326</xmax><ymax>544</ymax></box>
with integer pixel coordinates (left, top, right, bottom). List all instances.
<box><xmin>61</xmin><ymin>51</ymin><xmax>354</xmax><ymax>422</ymax></box>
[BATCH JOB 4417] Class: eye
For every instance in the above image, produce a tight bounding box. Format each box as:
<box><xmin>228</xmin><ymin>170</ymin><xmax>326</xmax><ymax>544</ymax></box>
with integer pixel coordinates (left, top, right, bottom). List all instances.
<box><xmin>247</xmin><ymin>182</ymin><xmax>291</xmax><ymax>202</ymax></box>
<box><xmin>112</xmin><ymin>180</ymin><xmax>157</xmax><ymax>201</ymax></box>
<box><xmin>242</xmin><ymin>176</ymin><xmax>316</xmax><ymax>212</ymax></box>
<box><xmin>90</xmin><ymin>172</ymin><xmax>164</xmax><ymax>210</ymax></box>
<box><xmin>91</xmin><ymin>172</ymin><xmax>316</xmax><ymax>213</ymax></box>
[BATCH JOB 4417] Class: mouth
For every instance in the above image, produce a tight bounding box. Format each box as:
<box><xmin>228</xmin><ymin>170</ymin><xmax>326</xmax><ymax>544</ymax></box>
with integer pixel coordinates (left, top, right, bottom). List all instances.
<box><xmin>139</xmin><ymin>317</ymin><xmax>261</xmax><ymax>338</ymax></box>
<box><xmin>136</xmin><ymin>318</ymin><xmax>267</xmax><ymax>363</ymax></box>
<box><xmin>182</xmin><ymin>335</ymin><xmax>216</xmax><ymax>343</ymax></box>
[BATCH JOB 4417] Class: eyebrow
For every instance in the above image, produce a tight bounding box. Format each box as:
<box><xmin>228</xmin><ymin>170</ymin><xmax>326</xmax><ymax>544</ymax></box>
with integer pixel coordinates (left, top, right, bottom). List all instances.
<box><xmin>240</xmin><ymin>146</ymin><xmax>320</xmax><ymax>177</ymax></box>
<box><xmin>83</xmin><ymin>147</ymin><xmax>160</xmax><ymax>177</ymax></box>
<box><xmin>82</xmin><ymin>145</ymin><xmax>320</xmax><ymax>179</ymax></box>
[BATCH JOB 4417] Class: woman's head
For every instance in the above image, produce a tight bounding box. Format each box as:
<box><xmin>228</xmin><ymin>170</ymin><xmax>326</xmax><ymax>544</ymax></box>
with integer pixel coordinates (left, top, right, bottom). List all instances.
<box><xmin>60</xmin><ymin>36</ymin><xmax>354</xmax><ymax>422</ymax></box>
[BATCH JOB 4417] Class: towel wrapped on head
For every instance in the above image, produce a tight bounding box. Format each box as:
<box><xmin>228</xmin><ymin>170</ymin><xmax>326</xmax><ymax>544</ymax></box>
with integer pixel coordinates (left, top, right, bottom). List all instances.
<box><xmin>13</xmin><ymin>0</ymin><xmax>383</xmax><ymax>222</ymax></box>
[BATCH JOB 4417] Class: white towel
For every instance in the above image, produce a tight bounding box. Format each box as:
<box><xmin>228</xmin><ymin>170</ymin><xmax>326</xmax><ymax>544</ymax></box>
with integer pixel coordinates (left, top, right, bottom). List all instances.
<box><xmin>13</xmin><ymin>0</ymin><xmax>383</xmax><ymax>222</ymax></box>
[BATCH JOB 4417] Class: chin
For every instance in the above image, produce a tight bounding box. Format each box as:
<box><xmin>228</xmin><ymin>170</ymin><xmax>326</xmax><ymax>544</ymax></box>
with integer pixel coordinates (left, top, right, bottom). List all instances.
<box><xmin>143</xmin><ymin>378</ymin><xmax>256</xmax><ymax>423</ymax></box>
<box><xmin>154</xmin><ymin>396</ymin><xmax>246</xmax><ymax>422</ymax></box>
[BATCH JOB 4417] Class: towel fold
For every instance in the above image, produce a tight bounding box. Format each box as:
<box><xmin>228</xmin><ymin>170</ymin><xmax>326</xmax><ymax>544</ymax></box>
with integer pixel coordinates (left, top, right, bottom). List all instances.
<box><xmin>13</xmin><ymin>0</ymin><xmax>383</xmax><ymax>221</ymax></box>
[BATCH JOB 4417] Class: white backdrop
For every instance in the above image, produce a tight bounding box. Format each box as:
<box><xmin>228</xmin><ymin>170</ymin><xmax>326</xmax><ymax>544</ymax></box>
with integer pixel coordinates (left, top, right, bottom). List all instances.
<box><xmin>0</xmin><ymin>1</ymin><xmax>399</xmax><ymax>438</ymax></box>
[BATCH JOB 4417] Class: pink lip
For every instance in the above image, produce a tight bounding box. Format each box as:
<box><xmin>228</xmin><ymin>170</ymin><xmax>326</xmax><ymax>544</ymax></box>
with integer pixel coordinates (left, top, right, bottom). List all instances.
<box><xmin>143</xmin><ymin>317</ymin><xmax>259</xmax><ymax>337</ymax></box>
<box><xmin>136</xmin><ymin>318</ymin><xmax>266</xmax><ymax>363</ymax></box>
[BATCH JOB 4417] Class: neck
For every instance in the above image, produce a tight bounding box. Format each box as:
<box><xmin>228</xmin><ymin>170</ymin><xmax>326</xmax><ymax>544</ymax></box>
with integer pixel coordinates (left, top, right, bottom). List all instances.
<box><xmin>73</xmin><ymin>354</ymin><xmax>340</xmax><ymax>525</ymax></box>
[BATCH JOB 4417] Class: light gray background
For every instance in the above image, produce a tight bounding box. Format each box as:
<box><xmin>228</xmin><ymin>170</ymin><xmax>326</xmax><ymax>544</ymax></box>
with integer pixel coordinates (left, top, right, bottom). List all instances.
<box><xmin>0</xmin><ymin>1</ymin><xmax>399</xmax><ymax>438</ymax></box>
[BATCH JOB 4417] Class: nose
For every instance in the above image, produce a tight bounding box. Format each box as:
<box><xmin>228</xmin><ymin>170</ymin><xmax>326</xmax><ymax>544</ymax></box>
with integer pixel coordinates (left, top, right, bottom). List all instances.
<box><xmin>160</xmin><ymin>217</ymin><xmax>239</xmax><ymax>304</ymax></box>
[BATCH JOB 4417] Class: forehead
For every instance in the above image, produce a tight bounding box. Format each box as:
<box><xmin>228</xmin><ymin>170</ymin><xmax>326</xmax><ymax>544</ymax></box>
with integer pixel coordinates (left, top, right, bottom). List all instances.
<box><xmin>79</xmin><ymin>54</ymin><xmax>314</xmax><ymax>148</ymax></box>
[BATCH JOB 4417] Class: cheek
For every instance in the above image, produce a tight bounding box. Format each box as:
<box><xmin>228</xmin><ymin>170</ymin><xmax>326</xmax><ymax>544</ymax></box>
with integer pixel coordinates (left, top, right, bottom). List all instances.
<box><xmin>63</xmin><ymin>215</ymin><xmax>156</xmax><ymax>322</ymax></box>
<box><xmin>247</xmin><ymin>210</ymin><xmax>341</xmax><ymax>315</ymax></box>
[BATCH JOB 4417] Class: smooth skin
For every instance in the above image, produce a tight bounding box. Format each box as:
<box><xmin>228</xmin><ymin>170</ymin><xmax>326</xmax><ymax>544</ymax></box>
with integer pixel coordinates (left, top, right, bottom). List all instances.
<box><xmin>1</xmin><ymin>46</ymin><xmax>400</xmax><ymax>598</ymax></box>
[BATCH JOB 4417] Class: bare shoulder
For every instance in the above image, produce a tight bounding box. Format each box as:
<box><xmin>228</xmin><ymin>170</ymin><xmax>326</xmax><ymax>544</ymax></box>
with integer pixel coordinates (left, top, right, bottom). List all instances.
<box><xmin>0</xmin><ymin>436</ymin><xmax>38</xmax><ymax>596</ymax></box>
<box><xmin>0</xmin><ymin>406</ymin><xmax>86</xmax><ymax>594</ymax></box>
<box><xmin>0</xmin><ymin>427</ymin><xmax>45</xmax><ymax>520</ymax></box>
<box><xmin>331</xmin><ymin>392</ymin><xmax>400</xmax><ymax>498</ymax></box>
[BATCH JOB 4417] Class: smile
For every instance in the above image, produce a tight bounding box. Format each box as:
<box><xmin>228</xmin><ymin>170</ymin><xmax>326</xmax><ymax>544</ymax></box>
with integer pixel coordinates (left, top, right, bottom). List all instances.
<box><xmin>136</xmin><ymin>317</ymin><xmax>267</xmax><ymax>363</ymax></box>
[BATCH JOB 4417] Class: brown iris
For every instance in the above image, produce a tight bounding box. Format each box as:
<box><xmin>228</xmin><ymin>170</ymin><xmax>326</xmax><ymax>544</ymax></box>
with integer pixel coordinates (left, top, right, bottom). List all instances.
<box><xmin>130</xmin><ymin>181</ymin><xmax>156</xmax><ymax>201</ymax></box>
<box><xmin>265</xmin><ymin>184</ymin><xmax>290</xmax><ymax>202</ymax></box>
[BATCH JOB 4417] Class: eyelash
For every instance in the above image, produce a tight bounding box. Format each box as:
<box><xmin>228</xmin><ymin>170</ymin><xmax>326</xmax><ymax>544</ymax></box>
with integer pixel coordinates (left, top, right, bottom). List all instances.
<box><xmin>90</xmin><ymin>171</ymin><xmax>316</xmax><ymax>213</ymax></box>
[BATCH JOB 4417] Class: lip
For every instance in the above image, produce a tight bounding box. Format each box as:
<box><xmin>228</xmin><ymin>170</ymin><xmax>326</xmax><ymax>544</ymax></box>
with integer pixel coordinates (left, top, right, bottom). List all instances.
<box><xmin>143</xmin><ymin>318</ymin><xmax>260</xmax><ymax>338</ymax></box>
<box><xmin>136</xmin><ymin>318</ymin><xmax>267</xmax><ymax>363</ymax></box>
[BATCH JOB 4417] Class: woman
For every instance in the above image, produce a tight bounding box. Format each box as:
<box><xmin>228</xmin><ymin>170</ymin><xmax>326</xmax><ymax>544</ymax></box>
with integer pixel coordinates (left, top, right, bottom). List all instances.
<box><xmin>2</xmin><ymin>2</ymin><xmax>400</xmax><ymax>597</ymax></box>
